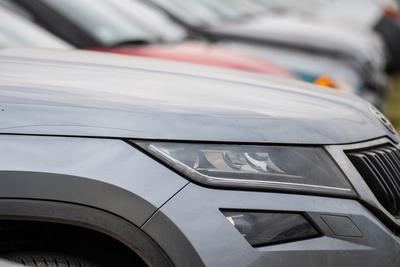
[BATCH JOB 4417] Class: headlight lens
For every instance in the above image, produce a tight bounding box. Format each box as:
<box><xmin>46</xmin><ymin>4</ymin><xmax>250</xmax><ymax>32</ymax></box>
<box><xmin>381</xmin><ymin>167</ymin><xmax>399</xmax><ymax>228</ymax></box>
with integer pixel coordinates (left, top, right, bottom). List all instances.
<box><xmin>135</xmin><ymin>142</ymin><xmax>354</xmax><ymax>197</ymax></box>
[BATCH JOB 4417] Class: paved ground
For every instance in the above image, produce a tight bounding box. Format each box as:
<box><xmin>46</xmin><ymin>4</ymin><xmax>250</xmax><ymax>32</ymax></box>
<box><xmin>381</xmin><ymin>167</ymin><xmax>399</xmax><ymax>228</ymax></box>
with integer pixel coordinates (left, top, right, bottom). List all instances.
<box><xmin>385</xmin><ymin>75</ymin><xmax>400</xmax><ymax>131</ymax></box>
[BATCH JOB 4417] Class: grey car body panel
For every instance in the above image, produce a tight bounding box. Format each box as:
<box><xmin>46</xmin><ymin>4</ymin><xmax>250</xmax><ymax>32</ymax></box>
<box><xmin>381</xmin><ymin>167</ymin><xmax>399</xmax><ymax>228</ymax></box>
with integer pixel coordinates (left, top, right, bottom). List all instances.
<box><xmin>143</xmin><ymin>183</ymin><xmax>400</xmax><ymax>267</ymax></box>
<box><xmin>0</xmin><ymin>49</ymin><xmax>396</xmax><ymax>145</ymax></box>
<box><xmin>142</xmin><ymin>206</ymin><xmax>205</xmax><ymax>267</ymax></box>
<box><xmin>0</xmin><ymin>135</ymin><xmax>188</xmax><ymax>226</ymax></box>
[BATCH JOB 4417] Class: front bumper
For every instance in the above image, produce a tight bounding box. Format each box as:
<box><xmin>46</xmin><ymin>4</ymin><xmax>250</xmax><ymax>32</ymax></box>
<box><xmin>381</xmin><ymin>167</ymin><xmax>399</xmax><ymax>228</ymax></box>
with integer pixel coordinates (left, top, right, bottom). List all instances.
<box><xmin>141</xmin><ymin>137</ymin><xmax>400</xmax><ymax>267</ymax></box>
<box><xmin>143</xmin><ymin>183</ymin><xmax>400</xmax><ymax>267</ymax></box>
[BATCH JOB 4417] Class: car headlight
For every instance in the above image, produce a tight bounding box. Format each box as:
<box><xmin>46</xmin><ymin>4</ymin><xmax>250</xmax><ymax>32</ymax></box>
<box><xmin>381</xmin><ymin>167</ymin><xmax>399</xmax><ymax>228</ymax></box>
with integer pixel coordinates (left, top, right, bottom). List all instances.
<box><xmin>134</xmin><ymin>142</ymin><xmax>355</xmax><ymax>197</ymax></box>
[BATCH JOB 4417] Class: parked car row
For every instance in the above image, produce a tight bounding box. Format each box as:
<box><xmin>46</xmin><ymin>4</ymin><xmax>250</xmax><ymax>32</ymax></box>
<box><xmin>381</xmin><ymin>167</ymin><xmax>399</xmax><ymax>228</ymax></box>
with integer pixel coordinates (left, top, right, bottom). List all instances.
<box><xmin>0</xmin><ymin>0</ymin><xmax>399</xmax><ymax>107</ymax></box>
<box><xmin>0</xmin><ymin>1</ymin><xmax>400</xmax><ymax>267</ymax></box>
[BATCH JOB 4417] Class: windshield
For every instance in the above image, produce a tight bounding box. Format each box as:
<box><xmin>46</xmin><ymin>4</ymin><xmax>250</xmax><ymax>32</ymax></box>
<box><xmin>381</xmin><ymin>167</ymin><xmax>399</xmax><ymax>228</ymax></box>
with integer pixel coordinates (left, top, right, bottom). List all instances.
<box><xmin>0</xmin><ymin>5</ymin><xmax>70</xmax><ymax>49</ymax></box>
<box><xmin>251</xmin><ymin>0</ymin><xmax>321</xmax><ymax>9</ymax></box>
<box><xmin>199</xmin><ymin>0</ymin><xmax>265</xmax><ymax>19</ymax></box>
<box><xmin>151</xmin><ymin>0</ymin><xmax>219</xmax><ymax>26</ymax></box>
<box><xmin>151</xmin><ymin>0</ymin><xmax>265</xmax><ymax>27</ymax></box>
<box><xmin>42</xmin><ymin>0</ymin><xmax>157</xmax><ymax>46</ymax></box>
<box><xmin>106</xmin><ymin>0</ymin><xmax>187</xmax><ymax>43</ymax></box>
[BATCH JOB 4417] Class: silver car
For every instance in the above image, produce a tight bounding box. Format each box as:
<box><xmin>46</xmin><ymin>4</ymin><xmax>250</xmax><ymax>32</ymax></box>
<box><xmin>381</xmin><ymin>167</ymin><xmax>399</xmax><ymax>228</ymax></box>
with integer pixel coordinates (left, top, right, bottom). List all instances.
<box><xmin>0</xmin><ymin>49</ymin><xmax>399</xmax><ymax>267</ymax></box>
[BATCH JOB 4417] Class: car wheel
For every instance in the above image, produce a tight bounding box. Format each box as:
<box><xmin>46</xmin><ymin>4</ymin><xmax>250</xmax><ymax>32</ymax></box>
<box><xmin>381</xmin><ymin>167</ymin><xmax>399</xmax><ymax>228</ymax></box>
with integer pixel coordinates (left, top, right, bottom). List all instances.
<box><xmin>3</xmin><ymin>252</ymin><xmax>99</xmax><ymax>267</ymax></box>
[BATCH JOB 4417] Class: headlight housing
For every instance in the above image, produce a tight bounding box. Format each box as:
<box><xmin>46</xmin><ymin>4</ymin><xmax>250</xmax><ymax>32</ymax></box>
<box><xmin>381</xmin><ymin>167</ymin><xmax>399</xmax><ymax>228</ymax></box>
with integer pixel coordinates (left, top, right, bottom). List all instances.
<box><xmin>134</xmin><ymin>142</ymin><xmax>355</xmax><ymax>197</ymax></box>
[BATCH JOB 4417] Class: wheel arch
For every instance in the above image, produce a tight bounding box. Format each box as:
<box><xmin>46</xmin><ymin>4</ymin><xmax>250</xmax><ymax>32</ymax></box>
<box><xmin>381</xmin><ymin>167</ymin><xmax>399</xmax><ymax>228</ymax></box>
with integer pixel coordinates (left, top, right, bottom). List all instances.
<box><xmin>0</xmin><ymin>198</ymin><xmax>174</xmax><ymax>267</ymax></box>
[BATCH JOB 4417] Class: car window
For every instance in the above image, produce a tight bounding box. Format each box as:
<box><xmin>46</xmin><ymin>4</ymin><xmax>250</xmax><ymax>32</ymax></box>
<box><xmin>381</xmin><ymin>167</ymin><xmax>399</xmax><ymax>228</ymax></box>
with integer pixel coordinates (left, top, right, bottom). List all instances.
<box><xmin>151</xmin><ymin>0</ymin><xmax>223</xmax><ymax>26</ymax></box>
<box><xmin>0</xmin><ymin>6</ymin><xmax>71</xmax><ymax>49</ymax></box>
<box><xmin>151</xmin><ymin>0</ymin><xmax>265</xmax><ymax>27</ymax></box>
<box><xmin>106</xmin><ymin>0</ymin><xmax>187</xmax><ymax>43</ymax></box>
<box><xmin>41</xmin><ymin>0</ymin><xmax>157</xmax><ymax>46</ymax></box>
<box><xmin>0</xmin><ymin>0</ymin><xmax>34</xmax><ymax>20</ymax></box>
<box><xmin>199</xmin><ymin>0</ymin><xmax>265</xmax><ymax>19</ymax></box>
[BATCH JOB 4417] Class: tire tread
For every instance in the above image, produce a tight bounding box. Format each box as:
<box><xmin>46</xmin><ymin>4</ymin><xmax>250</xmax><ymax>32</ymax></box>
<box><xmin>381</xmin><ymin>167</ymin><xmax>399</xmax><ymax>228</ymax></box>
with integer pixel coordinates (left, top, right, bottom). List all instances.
<box><xmin>3</xmin><ymin>252</ymin><xmax>97</xmax><ymax>267</ymax></box>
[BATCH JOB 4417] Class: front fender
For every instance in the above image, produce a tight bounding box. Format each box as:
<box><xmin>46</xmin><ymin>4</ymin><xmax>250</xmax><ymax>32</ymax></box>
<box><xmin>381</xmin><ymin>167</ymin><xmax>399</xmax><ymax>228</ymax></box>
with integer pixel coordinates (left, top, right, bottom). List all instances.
<box><xmin>0</xmin><ymin>135</ymin><xmax>188</xmax><ymax>226</ymax></box>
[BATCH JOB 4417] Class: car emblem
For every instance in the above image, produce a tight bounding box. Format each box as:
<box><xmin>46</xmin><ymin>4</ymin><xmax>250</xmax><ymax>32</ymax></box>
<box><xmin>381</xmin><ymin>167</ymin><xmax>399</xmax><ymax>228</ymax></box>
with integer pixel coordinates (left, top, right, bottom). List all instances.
<box><xmin>369</xmin><ymin>105</ymin><xmax>396</xmax><ymax>134</ymax></box>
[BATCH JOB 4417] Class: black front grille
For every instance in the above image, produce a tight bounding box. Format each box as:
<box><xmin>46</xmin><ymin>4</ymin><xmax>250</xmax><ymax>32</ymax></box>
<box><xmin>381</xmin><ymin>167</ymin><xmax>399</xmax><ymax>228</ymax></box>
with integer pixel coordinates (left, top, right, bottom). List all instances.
<box><xmin>347</xmin><ymin>144</ymin><xmax>400</xmax><ymax>217</ymax></box>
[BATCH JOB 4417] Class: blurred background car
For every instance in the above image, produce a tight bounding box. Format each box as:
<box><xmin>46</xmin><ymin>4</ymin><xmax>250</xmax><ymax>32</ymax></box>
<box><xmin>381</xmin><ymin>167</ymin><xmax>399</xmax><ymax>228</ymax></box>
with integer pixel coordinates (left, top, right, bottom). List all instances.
<box><xmin>142</xmin><ymin>0</ymin><xmax>391</xmax><ymax>106</ymax></box>
<box><xmin>147</xmin><ymin>0</ymin><xmax>386</xmax><ymax>71</ymax></box>
<box><xmin>252</xmin><ymin>0</ymin><xmax>399</xmax><ymax>26</ymax></box>
<box><xmin>251</xmin><ymin>0</ymin><xmax>400</xmax><ymax>73</ymax></box>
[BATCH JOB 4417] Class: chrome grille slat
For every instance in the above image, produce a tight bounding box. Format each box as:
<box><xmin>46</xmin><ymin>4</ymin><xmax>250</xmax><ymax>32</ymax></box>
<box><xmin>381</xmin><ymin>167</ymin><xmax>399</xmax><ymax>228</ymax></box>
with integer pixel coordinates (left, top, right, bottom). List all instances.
<box><xmin>383</xmin><ymin>149</ymin><xmax>400</xmax><ymax>178</ymax></box>
<box><xmin>364</xmin><ymin>152</ymin><xmax>398</xmax><ymax>214</ymax></box>
<box><xmin>373</xmin><ymin>150</ymin><xmax>400</xmax><ymax>214</ymax></box>
<box><xmin>348</xmin><ymin>153</ymin><xmax>393</xmax><ymax>211</ymax></box>
<box><xmin>347</xmin><ymin>144</ymin><xmax>400</xmax><ymax>217</ymax></box>
<box><xmin>377</xmin><ymin>150</ymin><xmax>400</xmax><ymax>186</ymax></box>
<box><xmin>371</xmin><ymin>150</ymin><xmax>400</xmax><ymax>195</ymax></box>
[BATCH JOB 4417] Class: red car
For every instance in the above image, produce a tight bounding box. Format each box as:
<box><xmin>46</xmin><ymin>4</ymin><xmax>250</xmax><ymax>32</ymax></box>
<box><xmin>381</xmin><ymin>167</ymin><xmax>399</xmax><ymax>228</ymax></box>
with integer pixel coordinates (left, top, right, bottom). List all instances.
<box><xmin>94</xmin><ymin>42</ymin><xmax>294</xmax><ymax>77</ymax></box>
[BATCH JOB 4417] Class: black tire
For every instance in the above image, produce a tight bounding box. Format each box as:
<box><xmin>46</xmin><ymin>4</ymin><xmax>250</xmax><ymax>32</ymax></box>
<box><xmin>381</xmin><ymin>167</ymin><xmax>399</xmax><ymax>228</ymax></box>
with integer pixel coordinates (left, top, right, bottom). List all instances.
<box><xmin>3</xmin><ymin>252</ymin><xmax>99</xmax><ymax>267</ymax></box>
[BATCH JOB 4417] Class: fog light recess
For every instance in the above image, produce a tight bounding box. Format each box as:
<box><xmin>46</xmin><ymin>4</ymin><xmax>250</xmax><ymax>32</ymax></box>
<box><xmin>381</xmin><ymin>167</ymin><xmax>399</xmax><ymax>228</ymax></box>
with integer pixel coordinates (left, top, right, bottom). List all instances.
<box><xmin>222</xmin><ymin>210</ymin><xmax>320</xmax><ymax>247</ymax></box>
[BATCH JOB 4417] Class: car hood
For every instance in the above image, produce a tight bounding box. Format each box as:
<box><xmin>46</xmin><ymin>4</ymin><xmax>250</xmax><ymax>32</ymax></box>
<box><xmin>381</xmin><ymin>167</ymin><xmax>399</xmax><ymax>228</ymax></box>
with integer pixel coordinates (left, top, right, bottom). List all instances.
<box><xmin>207</xmin><ymin>14</ymin><xmax>386</xmax><ymax>68</ymax></box>
<box><xmin>90</xmin><ymin>41</ymin><xmax>293</xmax><ymax>78</ymax></box>
<box><xmin>0</xmin><ymin>49</ymin><xmax>396</xmax><ymax>145</ymax></box>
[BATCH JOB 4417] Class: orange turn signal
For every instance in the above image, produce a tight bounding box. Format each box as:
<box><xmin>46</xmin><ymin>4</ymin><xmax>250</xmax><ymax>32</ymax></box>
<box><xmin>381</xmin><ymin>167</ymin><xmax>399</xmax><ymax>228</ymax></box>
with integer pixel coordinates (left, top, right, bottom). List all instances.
<box><xmin>314</xmin><ymin>75</ymin><xmax>338</xmax><ymax>89</ymax></box>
